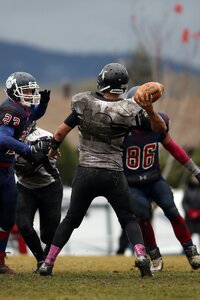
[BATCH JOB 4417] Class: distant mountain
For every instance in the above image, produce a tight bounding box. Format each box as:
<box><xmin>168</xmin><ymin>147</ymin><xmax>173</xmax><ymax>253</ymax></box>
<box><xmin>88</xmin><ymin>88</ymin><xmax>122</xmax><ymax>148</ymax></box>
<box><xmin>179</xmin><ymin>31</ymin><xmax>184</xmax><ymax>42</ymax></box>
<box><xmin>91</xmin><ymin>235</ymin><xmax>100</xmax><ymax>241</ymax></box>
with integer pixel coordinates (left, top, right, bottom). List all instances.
<box><xmin>0</xmin><ymin>40</ymin><xmax>130</xmax><ymax>84</ymax></box>
<box><xmin>0</xmin><ymin>40</ymin><xmax>199</xmax><ymax>85</ymax></box>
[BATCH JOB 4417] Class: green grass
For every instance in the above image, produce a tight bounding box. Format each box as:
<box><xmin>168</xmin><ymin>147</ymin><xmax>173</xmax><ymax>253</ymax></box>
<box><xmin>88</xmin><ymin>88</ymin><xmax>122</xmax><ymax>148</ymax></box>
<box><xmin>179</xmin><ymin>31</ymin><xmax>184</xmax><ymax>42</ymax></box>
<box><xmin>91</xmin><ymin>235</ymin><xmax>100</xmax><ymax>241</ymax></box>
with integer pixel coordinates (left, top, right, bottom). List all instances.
<box><xmin>1</xmin><ymin>255</ymin><xmax>200</xmax><ymax>300</ymax></box>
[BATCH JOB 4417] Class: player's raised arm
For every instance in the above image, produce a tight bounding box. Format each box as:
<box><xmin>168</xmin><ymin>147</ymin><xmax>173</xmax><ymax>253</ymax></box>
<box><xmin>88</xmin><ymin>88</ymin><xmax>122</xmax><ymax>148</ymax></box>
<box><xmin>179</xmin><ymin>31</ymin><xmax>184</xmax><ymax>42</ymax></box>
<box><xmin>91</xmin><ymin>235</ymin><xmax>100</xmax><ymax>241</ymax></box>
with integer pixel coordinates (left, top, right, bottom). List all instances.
<box><xmin>132</xmin><ymin>82</ymin><xmax>167</xmax><ymax>133</ymax></box>
<box><xmin>162</xmin><ymin>132</ymin><xmax>200</xmax><ymax>183</ymax></box>
<box><xmin>49</xmin><ymin>110</ymin><xmax>79</xmax><ymax>158</ymax></box>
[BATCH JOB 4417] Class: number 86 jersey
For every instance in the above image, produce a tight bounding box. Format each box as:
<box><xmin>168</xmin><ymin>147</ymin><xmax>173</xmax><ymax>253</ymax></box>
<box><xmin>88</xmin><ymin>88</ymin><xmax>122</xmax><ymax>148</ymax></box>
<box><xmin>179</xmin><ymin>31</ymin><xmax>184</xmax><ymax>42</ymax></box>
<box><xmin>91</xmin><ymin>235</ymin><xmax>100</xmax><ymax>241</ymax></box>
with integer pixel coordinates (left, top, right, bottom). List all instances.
<box><xmin>123</xmin><ymin>112</ymin><xmax>169</xmax><ymax>185</ymax></box>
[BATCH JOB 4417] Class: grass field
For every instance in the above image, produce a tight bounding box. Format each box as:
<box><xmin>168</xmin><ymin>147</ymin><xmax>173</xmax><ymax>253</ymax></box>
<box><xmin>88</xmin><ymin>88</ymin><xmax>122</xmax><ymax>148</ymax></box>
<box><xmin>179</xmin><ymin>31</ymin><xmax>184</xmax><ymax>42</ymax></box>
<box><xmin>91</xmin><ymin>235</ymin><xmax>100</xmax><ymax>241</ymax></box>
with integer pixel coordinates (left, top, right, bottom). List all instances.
<box><xmin>1</xmin><ymin>255</ymin><xmax>200</xmax><ymax>300</ymax></box>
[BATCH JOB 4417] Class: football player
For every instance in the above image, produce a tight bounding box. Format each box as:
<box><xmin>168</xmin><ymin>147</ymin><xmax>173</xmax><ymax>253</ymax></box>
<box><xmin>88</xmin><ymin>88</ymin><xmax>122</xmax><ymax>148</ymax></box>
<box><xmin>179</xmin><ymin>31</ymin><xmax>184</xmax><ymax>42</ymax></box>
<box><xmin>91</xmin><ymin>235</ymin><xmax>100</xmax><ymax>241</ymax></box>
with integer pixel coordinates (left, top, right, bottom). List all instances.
<box><xmin>15</xmin><ymin>124</ymin><xmax>63</xmax><ymax>273</ymax></box>
<box><xmin>39</xmin><ymin>63</ymin><xmax>166</xmax><ymax>278</ymax></box>
<box><xmin>0</xmin><ymin>72</ymin><xmax>50</xmax><ymax>274</ymax></box>
<box><xmin>116</xmin><ymin>86</ymin><xmax>200</xmax><ymax>272</ymax></box>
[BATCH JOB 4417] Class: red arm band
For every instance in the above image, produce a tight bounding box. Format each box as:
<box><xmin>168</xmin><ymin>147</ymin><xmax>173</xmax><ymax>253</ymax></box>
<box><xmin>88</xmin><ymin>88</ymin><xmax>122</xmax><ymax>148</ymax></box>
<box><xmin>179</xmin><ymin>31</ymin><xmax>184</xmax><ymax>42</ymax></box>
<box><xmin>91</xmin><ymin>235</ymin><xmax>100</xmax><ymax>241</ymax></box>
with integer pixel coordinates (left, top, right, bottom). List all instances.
<box><xmin>163</xmin><ymin>139</ymin><xmax>190</xmax><ymax>165</ymax></box>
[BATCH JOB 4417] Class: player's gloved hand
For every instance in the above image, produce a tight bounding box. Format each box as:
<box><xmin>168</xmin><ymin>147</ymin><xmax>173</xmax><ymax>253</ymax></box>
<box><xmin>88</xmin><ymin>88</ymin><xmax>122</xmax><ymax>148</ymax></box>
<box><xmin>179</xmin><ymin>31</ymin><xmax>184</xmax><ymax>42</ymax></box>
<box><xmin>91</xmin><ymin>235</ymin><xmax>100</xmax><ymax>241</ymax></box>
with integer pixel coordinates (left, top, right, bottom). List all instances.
<box><xmin>195</xmin><ymin>173</ymin><xmax>200</xmax><ymax>184</ymax></box>
<box><xmin>28</xmin><ymin>140</ymin><xmax>49</xmax><ymax>162</ymax></box>
<box><xmin>30</xmin><ymin>140</ymin><xmax>49</xmax><ymax>153</ymax></box>
<box><xmin>15</xmin><ymin>160</ymin><xmax>35</xmax><ymax>176</ymax></box>
<box><xmin>39</xmin><ymin>90</ymin><xmax>51</xmax><ymax>105</ymax></box>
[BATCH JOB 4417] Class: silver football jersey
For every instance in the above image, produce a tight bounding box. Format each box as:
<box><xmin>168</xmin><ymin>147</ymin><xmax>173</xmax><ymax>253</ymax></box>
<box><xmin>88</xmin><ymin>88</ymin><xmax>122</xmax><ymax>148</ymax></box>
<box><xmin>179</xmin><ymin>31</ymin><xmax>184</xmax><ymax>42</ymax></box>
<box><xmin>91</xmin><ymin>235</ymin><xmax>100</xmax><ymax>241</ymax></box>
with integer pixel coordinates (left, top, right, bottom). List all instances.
<box><xmin>72</xmin><ymin>91</ymin><xmax>144</xmax><ymax>171</ymax></box>
<box><xmin>16</xmin><ymin>127</ymin><xmax>59</xmax><ymax>189</ymax></box>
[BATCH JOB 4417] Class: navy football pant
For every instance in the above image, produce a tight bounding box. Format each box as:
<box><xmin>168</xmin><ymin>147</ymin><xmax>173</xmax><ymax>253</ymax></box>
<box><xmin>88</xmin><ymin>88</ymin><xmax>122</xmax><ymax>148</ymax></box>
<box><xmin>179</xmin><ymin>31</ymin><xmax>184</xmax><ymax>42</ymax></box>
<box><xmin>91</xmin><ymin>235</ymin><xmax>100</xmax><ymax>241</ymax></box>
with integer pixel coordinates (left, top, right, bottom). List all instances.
<box><xmin>0</xmin><ymin>167</ymin><xmax>17</xmax><ymax>231</ymax></box>
<box><xmin>123</xmin><ymin>177</ymin><xmax>191</xmax><ymax>249</ymax></box>
<box><xmin>130</xmin><ymin>177</ymin><xmax>178</xmax><ymax>219</ymax></box>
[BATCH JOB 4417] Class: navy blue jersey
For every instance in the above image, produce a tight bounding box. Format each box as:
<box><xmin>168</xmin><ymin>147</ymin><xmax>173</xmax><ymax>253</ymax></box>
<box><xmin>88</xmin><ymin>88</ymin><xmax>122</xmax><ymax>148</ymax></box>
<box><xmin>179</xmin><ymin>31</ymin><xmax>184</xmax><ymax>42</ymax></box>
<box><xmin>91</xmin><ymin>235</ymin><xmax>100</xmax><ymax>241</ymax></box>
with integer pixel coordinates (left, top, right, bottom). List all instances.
<box><xmin>0</xmin><ymin>98</ymin><xmax>47</xmax><ymax>163</ymax></box>
<box><xmin>123</xmin><ymin>113</ymin><xmax>169</xmax><ymax>178</ymax></box>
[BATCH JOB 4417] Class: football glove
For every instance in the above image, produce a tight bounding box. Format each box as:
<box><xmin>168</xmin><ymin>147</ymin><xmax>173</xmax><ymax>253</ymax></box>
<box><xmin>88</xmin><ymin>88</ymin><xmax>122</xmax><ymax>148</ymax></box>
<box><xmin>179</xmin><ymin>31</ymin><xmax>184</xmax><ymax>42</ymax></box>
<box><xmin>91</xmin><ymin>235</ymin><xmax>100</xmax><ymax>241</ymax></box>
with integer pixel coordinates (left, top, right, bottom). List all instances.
<box><xmin>15</xmin><ymin>160</ymin><xmax>35</xmax><ymax>176</ymax></box>
<box><xmin>28</xmin><ymin>140</ymin><xmax>50</xmax><ymax>162</ymax></box>
<box><xmin>195</xmin><ymin>173</ymin><xmax>200</xmax><ymax>184</ymax></box>
<box><xmin>39</xmin><ymin>90</ymin><xmax>51</xmax><ymax>105</ymax></box>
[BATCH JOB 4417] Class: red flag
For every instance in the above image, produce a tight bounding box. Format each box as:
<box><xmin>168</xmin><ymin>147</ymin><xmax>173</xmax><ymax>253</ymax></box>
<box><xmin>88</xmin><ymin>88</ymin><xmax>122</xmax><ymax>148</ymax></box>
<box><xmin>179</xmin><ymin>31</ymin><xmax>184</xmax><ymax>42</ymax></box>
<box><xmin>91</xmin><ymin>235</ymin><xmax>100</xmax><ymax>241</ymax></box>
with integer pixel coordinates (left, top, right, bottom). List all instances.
<box><xmin>181</xmin><ymin>28</ymin><xmax>190</xmax><ymax>43</ymax></box>
<box><xmin>174</xmin><ymin>3</ymin><xmax>183</xmax><ymax>13</ymax></box>
<box><xmin>131</xmin><ymin>15</ymin><xmax>136</xmax><ymax>22</ymax></box>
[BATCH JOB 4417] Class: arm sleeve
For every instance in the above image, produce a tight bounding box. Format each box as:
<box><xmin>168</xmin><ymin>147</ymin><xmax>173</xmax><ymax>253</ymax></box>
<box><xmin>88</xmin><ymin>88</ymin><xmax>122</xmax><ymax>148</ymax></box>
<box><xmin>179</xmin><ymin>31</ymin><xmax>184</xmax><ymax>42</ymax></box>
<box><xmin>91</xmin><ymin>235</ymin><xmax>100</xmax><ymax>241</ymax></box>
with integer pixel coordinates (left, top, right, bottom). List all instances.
<box><xmin>163</xmin><ymin>138</ymin><xmax>190</xmax><ymax>165</ymax></box>
<box><xmin>0</xmin><ymin>125</ymin><xmax>30</xmax><ymax>156</ymax></box>
<box><xmin>31</xmin><ymin>103</ymin><xmax>48</xmax><ymax>121</ymax></box>
<box><xmin>64</xmin><ymin>110</ymin><xmax>79</xmax><ymax>128</ymax></box>
<box><xmin>163</xmin><ymin>138</ymin><xmax>200</xmax><ymax>177</ymax></box>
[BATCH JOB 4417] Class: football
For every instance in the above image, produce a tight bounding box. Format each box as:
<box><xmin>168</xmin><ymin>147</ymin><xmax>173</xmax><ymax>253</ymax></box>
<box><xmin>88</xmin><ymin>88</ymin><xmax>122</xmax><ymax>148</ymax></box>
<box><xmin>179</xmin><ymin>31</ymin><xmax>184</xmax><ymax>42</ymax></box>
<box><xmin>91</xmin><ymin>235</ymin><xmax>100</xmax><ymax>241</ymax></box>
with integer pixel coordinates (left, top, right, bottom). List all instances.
<box><xmin>134</xmin><ymin>82</ymin><xmax>164</xmax><ymax>103</ymax></box>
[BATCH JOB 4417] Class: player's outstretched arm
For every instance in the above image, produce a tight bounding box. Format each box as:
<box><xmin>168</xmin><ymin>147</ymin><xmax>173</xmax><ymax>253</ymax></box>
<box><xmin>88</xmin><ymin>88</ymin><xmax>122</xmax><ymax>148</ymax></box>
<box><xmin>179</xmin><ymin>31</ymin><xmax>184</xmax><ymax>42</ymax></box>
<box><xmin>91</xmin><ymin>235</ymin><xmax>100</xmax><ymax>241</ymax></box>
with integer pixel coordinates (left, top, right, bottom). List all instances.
<box><xmin>49</xmin><ymin>123</ymin><xmax>73</xmax><ymax>158</ymax></box>
<box><xmin>146</xmin><ymin>108</ymin><xmax>167</xmax><ymax>134</ymax></box>
<box><xmin>32</xmin><ymin>90</ymin><xmax>51</xmax><ymax>120</ymax></box>
<box><xmin>133</xmin><ymin>82</ymin><xmax>166</xmax><ymax>134</ymax></box>
<box><xmin>49</xmin><ymin>110</ymin><xmax>79</xmax><ymax>158</ymax></box>
<box><xmin>162</xmin><ymin>133</ymin><xmax>200</xmax><ymax>183</ymax></box>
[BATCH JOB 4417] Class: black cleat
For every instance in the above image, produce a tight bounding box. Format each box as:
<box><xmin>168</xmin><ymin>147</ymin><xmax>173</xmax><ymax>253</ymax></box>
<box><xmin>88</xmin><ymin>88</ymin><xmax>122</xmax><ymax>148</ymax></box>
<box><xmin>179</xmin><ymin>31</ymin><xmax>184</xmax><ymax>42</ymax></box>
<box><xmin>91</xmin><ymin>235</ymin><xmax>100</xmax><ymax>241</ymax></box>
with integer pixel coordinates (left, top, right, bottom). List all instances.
<box><xmin>39</xmin><ymin>262</ymin><xmax>53</xmax><ymax>276</ymax></box>
<box><xmin>33</xmin><ymin>261</ymin><xmax>44</xmax><ymax>274</ymax></box>
<box><xmin>135</xmin><ymin>256</ymin><xmax>153</xmax><ymax>278</ymax></box>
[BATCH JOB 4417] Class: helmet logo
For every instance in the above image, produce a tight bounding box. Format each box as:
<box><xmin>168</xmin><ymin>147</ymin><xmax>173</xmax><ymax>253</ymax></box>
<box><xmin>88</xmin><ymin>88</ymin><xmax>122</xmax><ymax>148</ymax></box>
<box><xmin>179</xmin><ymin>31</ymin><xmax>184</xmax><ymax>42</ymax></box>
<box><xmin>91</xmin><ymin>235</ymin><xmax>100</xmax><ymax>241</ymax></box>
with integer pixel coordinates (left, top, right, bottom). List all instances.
<box><xmin>101</xmin><ymin>70</ymin><xmax>107</xmax><ymax>80</ymax></box>
<box><xmin>6</xmin><ymin>75</ymin><xmax>16</xmax><ymax>89</ymax></box>
<box><xmin>29</xmin><ymin>82</ymin><xmax>36</xmax><ymax>88</ymax></box>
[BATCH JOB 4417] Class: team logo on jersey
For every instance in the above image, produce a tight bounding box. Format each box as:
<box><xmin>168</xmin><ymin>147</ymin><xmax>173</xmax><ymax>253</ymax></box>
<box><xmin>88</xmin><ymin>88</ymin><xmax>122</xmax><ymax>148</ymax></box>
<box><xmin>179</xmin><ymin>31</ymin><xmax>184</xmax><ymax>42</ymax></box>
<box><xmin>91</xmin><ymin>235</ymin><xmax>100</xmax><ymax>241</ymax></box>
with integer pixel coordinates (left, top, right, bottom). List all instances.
<box><xmin>6</xmin><ymin>75</ymin><xmax>16</xmax><ymax>89</ymax></box>
<box><xmin>139</xmin><ymin>175</ymin><xmax>147</xmax><ymax>181</ymax></box>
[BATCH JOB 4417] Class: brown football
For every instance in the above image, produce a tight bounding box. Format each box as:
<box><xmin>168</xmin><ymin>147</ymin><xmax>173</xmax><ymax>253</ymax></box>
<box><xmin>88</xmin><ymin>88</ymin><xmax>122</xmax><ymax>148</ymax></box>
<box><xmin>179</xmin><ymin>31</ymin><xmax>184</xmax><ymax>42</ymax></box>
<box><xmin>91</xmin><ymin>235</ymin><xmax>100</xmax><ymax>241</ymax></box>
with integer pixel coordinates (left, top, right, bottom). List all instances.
<box><xmin>134</xmin><ymin>82</ymin><xmax>164</xmax><ymax>103</ymax></box>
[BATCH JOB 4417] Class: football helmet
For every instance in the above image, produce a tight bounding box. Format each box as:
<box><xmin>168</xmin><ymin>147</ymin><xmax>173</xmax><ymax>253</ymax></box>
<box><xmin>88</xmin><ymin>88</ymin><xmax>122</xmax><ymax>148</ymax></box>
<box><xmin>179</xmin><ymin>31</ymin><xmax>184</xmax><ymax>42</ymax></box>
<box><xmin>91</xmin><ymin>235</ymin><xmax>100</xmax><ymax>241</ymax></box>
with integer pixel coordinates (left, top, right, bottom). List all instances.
<box><xmin>5</xmin><ymin>72</ymin><xmax>41</xmax><ymax>107</ymax></box>
<box><xmin>126</xmin><ymin>86</ymin><xmax>139</xmax><ymax>99</ymax></box>
<box><xmin>97</xmin><ymin>63</ymin><xmax>129</xmax><ymax>94</ymax></box>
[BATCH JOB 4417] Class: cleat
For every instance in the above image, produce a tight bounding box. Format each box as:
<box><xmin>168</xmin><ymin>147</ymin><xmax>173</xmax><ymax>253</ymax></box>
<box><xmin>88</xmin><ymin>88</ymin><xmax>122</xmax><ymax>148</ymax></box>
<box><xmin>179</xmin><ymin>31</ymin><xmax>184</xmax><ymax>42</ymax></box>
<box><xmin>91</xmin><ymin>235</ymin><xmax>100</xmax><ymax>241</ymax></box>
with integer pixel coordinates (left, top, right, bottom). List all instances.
<box><xmin>148</xmin><ymin>247</ymin><xmax>164</xmax><ymax>272</ymax></box>
<box><xmin>0</xmin><ymin>264</ymin><xmax>16</xmax><ymax>275</ymax></box>
<box><xmin>150</xmin><ymin>257</ymin><xmax>164</xmax><ymax>272</ymax></box>
<box><xmin>39</xmin><ymin>262</ymin><xmax>53</xmax><ymax>276</ymax></box>
<box><xmin>135</xmin><ymin>256</ymin><xmax>153</xmax><ymax>278</ymax></box>
<box><xmin>185</xmin><ymin>245</ymin><xmax>200</xmax><ymax>270</ymax></box>
<box><xmin>0</xmin><ymin>253</ymin><xmax>15</xmax><ymax>275</ymax></box>
<box><xmin>33</xmin><ymin>261</ymin><xmax>44</xmax><ymax>274</ymax></box>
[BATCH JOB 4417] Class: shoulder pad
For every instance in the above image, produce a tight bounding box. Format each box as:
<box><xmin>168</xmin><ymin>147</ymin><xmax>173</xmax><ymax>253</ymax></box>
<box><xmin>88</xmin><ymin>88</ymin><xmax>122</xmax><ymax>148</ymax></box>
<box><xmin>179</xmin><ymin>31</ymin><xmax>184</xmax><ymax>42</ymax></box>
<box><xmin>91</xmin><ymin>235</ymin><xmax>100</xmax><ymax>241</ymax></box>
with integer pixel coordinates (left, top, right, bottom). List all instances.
<box><xmin>27</xmin><ymin>127</ymin><xmax>52</xmax><ymax>143</ymax></box>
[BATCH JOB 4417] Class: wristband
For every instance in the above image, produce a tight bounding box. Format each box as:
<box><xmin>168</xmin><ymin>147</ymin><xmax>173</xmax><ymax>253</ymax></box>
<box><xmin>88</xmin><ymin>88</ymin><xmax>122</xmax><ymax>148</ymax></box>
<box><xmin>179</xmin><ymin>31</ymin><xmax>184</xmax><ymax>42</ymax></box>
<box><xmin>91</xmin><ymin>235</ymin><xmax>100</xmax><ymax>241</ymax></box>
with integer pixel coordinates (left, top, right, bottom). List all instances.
<box><xmin>51</xmin><ymin>137</ymin><xmax>61</xmax><ymax>150</ymax></box>
<box><xmin>184</xmin><ymin>159</ymin><xmax>200</xmax><ymax>176</ymax></box>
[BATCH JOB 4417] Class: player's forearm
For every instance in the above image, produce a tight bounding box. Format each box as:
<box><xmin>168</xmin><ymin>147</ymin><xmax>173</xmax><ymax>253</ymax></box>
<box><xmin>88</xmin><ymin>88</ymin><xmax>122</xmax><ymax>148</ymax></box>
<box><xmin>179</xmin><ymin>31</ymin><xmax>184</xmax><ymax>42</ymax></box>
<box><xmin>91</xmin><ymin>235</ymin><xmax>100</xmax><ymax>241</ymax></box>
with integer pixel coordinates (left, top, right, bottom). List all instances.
<box><xmin>164</xmin><ymin>138</ymin><xmax>190</xmax><ymax>164</ymax></box>
<box><xmin>163</xmin><ymin>138</ymin><xmax>200</xmax><ymax>179</ymax></box>
<box><xmin>51</xmin><ymin>111</ymin><xmax>79</xmax><ymax>150</ymax></box>
<box><xmin>184</xmin><ymin>159</ymin><xmax>200</xmax><ymax>177</ymax></box>
<box><xmin>51</xmin><ymin>123</ymin><xmax>72</xmax><ymax>150</ymax></box>
<box><xmin>147</xmin><ymin>110</ymin><xmax>167</xmax><ymax>133</ymax></box>
<box><xmin>0</xmin><ymin>134</ymin><xmax>30</xmax><ymax>156</ymax></box>
<box><xmin>32</xmin><ymin>104</ymin><xmax>48</xmax><ymax>120</ymax></box>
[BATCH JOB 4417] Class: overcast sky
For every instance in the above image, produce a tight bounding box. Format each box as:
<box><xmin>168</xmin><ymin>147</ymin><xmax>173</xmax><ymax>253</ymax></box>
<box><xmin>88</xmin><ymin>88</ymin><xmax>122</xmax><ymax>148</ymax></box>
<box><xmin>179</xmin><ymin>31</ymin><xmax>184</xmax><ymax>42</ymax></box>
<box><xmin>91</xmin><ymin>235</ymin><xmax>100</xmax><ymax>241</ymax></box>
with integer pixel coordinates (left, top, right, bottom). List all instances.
<box><xmin>0</xmin><ymin>0</ymin><xmax>200</xmax><ymax>66</ymax></box>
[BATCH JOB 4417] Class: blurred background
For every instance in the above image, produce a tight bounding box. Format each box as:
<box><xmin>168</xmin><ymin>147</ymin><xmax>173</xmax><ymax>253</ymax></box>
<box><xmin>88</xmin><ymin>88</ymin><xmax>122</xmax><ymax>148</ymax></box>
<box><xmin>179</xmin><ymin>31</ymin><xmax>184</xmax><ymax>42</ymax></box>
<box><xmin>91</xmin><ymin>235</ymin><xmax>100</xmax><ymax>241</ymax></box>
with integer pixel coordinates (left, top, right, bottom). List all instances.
<box><xmin>1</xmin><ymin>0</ymin><xmax>200</xmax><ymax>255</ymax></box>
